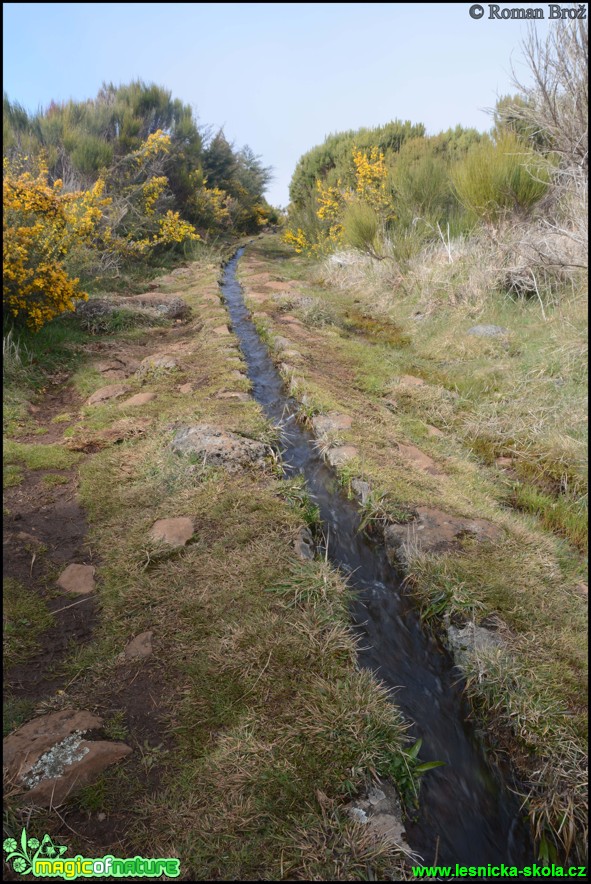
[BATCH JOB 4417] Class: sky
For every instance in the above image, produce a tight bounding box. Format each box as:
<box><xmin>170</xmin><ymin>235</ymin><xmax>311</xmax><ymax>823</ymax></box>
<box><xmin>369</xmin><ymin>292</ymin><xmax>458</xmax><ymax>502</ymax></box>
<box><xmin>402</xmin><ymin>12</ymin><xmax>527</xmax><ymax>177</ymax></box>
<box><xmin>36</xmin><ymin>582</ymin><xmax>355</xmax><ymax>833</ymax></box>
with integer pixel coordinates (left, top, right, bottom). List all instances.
<box><xmin>3</xmin><ymin>2</ymin><xmax>554</xmax><ymax>207</ymax></box>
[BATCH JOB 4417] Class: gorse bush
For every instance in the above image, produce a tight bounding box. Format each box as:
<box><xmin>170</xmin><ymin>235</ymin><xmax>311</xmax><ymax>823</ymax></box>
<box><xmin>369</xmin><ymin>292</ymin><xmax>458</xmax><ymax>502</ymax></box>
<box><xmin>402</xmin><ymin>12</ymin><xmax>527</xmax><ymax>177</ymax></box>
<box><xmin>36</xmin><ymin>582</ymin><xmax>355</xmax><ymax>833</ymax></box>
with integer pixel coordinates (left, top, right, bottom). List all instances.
<box><xmin>452</xmin><ymin>133</ymin><xmax>549</xmax><ymax>225</ymax></box>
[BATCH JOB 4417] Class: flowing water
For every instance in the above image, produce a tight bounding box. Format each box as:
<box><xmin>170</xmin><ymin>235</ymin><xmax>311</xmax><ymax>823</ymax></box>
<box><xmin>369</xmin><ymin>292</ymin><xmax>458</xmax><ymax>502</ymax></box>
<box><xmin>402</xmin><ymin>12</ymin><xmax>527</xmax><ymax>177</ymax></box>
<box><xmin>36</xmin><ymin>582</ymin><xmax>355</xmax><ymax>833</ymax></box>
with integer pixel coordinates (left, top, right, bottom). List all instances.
<box><xmin>220</xmin><ymin>248</ymin><xmax>534</xmax><ymax>867</ymax></box>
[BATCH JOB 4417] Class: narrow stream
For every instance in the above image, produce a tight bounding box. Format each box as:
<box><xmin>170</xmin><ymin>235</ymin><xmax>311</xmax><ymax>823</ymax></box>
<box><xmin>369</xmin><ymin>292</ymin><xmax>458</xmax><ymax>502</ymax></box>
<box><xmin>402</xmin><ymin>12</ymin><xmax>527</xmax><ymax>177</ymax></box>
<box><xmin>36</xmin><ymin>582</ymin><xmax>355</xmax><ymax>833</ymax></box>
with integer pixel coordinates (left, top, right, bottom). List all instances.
<box><xmin>220</xmin><ymin>248</ymin><xmax>534</xmax><ymax>868</ymax></box>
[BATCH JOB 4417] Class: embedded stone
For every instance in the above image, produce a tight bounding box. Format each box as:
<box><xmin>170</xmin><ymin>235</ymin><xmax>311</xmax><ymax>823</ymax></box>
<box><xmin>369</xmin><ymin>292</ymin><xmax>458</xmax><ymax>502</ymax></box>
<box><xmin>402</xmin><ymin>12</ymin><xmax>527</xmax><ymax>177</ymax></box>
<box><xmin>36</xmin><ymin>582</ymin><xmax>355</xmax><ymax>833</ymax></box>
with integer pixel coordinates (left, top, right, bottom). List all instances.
<box><xmin>384</xmin><ymin>507</ymin><xmax>503</xmax><ymax>566</ymax></box>
<box><xmin>137</xmin><ymin>354</ymin><xmax>178</xmax><ymax>374</ymax></box>
<box><xmin>467</xmin><ymin>324</ymin><xmax>509</xmax><ymax>338</ymax></box>
<box><xmin>312</xmin><ymin>413</ymin><xmax>353</xmax><ymax>436</ymax></box>
<box><xmin>215</xmin><ymin>392</ymin><xmax>250</xmax><ymax>401</ymax></box>
<box><xmin>118</xmin><ymin>392</ymin><xmax>156</xmax><ymax>408</ymax></box>
<box><xmin>171</xmin><ymin>424</ymin><xmax>267</xmax><ymax>471</ymax></box>
<box><xmin>213</xmin><ymin>325</ymin><xmax>231</xmax><ymax>336</ymax></box>
<box><xmin>397</xmin><ymin>443</ymin><xmax>443</xmax><ymax>476</ymax></box>
<box><xmin>326</xmin><ymin>446</ymin><xmax>358</xmax><ymax>467</ymax></box>
<box><xmin>23</xmin><ymin>740</ymin><xmax>132</xmax><ymax>807</ymax></box>
<box><xmin>178</xmin><ymin>383</ymin><xmax>194</xmax><ymax>394</ymax></box>
<box><xmin>351</xmin><ymin>479</ymin><xmax>372</xmax><ymax>505</ymax></box>
<box><xmin>57</xmin><ymin>564</ymin><xmax>96</xmax><ymax>595</ymax></box>
<box><xmin>294</xmin><ymin>527</ymin><xmax>315</xmax><ymax>561</ymax></box>
<box><xmin>149</xmin><ymin>517</ymin><xmax>194</xmax><ymax>547</ymax></box>
<box><xmin>426</xmin><ymin>425</ymin><xmax>444</xmax><ymax>437</ymax></box>
<box><xmin>124</xmin><ymin>631</ymin><xmax>153</xmax><ymax>659</ymax></box>
<box><xmin>86</xmin><ymin>384</ymin><xmax>131</xmax><ymax>406</ymax></box>
<box><xmin>4</xmin><ymin>710</ymin><xmax>103</xmax><ymax>782</ymax></box>
<box><xmin>397</xmin><ymin>375</ymin><xmax>425</xmax><ymax>387</ymax></box>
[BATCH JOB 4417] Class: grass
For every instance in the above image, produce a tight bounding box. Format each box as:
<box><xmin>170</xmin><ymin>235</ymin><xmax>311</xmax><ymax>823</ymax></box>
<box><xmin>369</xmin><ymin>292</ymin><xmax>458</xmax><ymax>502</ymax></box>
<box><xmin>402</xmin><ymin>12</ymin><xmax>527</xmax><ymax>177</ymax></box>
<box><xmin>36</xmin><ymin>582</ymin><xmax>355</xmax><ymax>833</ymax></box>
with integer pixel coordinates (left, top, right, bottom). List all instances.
<box><xmin>4</xmin><ymin>439</ymin><xmax>82</xmax><ymax>471</ymax></box>
<box><xmin>3</xmin><ymin>577</ymin><xmax>53</xmax><ymax>669</ymax></box>
<box><xmin>243</xmin><ymin>233</ymin><xmax>588</xmax><ymax>863</ymax></box>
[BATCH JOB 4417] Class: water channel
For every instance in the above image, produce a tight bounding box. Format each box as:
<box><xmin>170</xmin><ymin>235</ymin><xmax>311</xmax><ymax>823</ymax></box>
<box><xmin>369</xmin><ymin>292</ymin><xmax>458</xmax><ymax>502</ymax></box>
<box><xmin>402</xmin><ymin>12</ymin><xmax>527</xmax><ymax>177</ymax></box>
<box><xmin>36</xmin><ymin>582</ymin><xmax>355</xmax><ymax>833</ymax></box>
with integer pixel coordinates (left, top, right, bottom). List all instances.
<box><xmin>220</xmin><ymin>248</ymin><xmax>534</xmax><ymax>868</ymax></box>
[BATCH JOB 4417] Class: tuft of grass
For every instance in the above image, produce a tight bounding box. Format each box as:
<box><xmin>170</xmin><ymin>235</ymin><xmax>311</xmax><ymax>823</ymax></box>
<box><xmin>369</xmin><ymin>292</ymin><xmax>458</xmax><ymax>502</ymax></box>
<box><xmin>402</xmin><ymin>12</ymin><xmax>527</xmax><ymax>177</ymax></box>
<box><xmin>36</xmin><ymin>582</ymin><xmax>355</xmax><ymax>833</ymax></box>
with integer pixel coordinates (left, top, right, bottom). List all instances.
<box><xmin>3</xmin><ymin>578</ymin><xmax>53</xmax><ymax>669</ymax></box>
<box><xmin>3</xmin><ymin>463</ymin><xmax>23</xmax><ymax>487</ymax></box>
<box><xmin>4</xmin><ymin>439</ymin><xmax>82</xmax><ymax>471</ymax></box>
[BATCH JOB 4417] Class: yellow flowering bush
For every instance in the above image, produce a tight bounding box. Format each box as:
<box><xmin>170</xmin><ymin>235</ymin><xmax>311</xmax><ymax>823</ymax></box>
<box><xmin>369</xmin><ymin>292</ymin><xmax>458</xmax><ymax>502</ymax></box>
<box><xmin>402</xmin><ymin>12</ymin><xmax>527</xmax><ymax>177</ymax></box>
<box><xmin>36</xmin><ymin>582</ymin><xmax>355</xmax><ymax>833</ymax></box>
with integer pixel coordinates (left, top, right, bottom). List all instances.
<box><xmin>3</xmin><ymin>159</ymin><xmax>109</xmax><ymax>330</ymax></box>
<box><xmin>283</xmin><ymin>146</ymin><xmax>394</xmax><ymax>255</ymax></box>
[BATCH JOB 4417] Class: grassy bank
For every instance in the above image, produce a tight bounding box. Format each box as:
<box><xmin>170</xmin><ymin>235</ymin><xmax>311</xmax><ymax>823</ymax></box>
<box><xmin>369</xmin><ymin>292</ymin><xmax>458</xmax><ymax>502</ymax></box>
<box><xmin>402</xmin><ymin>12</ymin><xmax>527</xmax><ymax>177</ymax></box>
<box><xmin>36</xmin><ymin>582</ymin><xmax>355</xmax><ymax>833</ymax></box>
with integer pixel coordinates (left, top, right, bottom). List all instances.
<box><xmin>237</xmin><ymin>234</ymin><xmax>588</xmax><ymax>863</ymax></box>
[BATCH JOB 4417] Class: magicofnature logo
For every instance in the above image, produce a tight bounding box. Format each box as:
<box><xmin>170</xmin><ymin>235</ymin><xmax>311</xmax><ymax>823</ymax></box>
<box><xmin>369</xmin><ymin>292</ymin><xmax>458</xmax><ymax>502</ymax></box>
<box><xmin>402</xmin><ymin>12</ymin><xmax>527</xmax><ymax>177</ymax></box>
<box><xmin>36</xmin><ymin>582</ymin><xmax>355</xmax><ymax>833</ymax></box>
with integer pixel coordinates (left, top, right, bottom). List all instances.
<box><xmin>3</xmin><ymin>828</ymin><xmax>180</xmax><ymax>879</ymax></box>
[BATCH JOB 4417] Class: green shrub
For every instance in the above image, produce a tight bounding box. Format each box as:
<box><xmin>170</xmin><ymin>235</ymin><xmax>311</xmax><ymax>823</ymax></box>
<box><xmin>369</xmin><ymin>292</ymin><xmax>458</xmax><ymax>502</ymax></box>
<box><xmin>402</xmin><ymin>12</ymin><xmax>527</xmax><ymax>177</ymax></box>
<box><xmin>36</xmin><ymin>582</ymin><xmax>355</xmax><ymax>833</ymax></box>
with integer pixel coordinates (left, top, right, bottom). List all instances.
<box><xmin>452</xmin><ymin>133</ymin><xmax>549</xmax><ymax>224</ymax></box>
<box><xmin>342</xmin><ymin>200</ymin><xmax>380</xmax><ymax>253</ymax></box>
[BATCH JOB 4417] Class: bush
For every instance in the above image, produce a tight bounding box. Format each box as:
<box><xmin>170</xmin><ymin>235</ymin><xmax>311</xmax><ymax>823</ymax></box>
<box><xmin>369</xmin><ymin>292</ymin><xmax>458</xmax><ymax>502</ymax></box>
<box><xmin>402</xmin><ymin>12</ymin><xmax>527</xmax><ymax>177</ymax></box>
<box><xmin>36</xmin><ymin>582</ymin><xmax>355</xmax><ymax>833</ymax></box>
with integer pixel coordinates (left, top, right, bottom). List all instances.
<box><xmin>342</xmin><ymin>200</ymin><xmax>380</xmax><ymax>254</ymax></box>
<box><xmin>452</xmin><ymin>133</ymin><xmax>549</xmax><ymax>225</ymax></box>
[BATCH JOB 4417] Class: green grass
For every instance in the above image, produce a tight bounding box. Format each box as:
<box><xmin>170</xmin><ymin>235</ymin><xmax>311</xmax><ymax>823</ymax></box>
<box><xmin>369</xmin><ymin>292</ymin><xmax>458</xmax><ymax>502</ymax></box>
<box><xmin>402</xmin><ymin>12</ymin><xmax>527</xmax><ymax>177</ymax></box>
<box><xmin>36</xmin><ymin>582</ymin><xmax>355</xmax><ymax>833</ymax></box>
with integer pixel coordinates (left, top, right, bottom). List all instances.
<box><xmin>3</xmin><ymin>577</ymin><xmax>53</xmax><ymax>669</ymax></box>
<box><xmin>3</xmin><ymin>463</ymin><xmax>23</xmax><ymax>487</ymax></box>
<box><xmin>4</xmin><ymin>439</ymin><xmax>82</xmax><ymax>471</ymax></box>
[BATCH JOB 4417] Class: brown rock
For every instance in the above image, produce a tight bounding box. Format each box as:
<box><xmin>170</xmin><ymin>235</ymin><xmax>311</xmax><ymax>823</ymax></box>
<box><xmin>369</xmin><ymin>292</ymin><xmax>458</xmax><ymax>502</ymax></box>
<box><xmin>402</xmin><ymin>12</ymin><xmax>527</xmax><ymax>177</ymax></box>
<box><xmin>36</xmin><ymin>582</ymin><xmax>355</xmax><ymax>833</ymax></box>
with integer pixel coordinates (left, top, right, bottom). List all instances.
<box><xmin>4</xmin><ymin>709</ymin><xmax>103</xmax><ymax>782</ymax></box>
<box><xmin>57</xmin><ymin>564</ymin><xmax>96</xmax><ymax>595</ymax></box>
<box><xmin>150</xmin><ymin>517</ymin><xmax>194</xmax><ymax>547</ymax></box>
<box><xmin>397</xmin><ymin>443</ymin><xmax>443</xmax><ymax>476</ymax></box>
<box><xmin>86</xmin><ymin>384</ymin><xmax>131</xmax><ymax>406</ymax></box>
<box><xmin>215</xmin><ymin>392</ymin><xmax>250</xmax><ymax>401</ymax></box>
<box><xmin>124</xmin><ymin>631</ymin><xmax>153</xmax><ymax>659</ymax></box>
<box><xmin>397</xmin><ymin>375</ymin><xmax>425</xmax><ymax>387</ymax></box>
<box><xmin>24</xmin><ymin>740</ymin><xmax>132</xmax><ymax>807</ymax></box>
<box><xmin>118</xmin><ymin>392</ymin><xmax>156</xmax><ymax>408</ymax></box>
<box><xmin>178</xmin><ymin>383</ymin><xmax>193</xmax><ymax>394</ymax></box>
<box><xmin>426</xmin><ymin>424</ymin><xmax>444</xmax><ymax>437</ymax></box>
<box><xmin>384</xmin><ymin>507</ymin><xmax>502</xmax><ymax>566</ymax></box>
<box><xmin>213</xmin><ymin>325</ymin><xmax>231</xmax><ymax>336</ymax></box>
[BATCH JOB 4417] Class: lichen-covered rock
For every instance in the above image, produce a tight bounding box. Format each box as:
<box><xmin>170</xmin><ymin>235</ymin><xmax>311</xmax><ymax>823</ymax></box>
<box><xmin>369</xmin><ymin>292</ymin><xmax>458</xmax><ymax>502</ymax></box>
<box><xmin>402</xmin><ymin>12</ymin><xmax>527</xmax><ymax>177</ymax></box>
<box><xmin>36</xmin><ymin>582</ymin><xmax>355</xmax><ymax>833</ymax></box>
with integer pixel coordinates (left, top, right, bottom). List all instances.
<box><xmin>86</xmin><ymin>384</ymin><xmax>131</xmax><ymax>406</ymax></box>
<box><xmin>312</xmin><ymin>413</ymin><xmax>353</xmax><ymax>436</ymax></box>
<box><xmin>171</xmin><ymin>424</ymin><xmax>267</xmax><ymax>471</ymax></box>
<box><xmin>467</xmin><ymin>324</ymin><xmax>509</xmax><ymax>337</ymax></box>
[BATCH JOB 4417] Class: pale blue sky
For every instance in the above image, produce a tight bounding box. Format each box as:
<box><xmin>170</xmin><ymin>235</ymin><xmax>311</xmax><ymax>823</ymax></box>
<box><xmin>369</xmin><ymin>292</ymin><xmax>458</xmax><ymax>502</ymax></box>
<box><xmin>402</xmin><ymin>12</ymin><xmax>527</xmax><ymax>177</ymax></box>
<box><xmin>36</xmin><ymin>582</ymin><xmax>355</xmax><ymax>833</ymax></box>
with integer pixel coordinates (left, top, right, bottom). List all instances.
<box><xmin>3</xmin><ymin>3</ymin><xmax>553</xmax><ymax>206</ymax></box>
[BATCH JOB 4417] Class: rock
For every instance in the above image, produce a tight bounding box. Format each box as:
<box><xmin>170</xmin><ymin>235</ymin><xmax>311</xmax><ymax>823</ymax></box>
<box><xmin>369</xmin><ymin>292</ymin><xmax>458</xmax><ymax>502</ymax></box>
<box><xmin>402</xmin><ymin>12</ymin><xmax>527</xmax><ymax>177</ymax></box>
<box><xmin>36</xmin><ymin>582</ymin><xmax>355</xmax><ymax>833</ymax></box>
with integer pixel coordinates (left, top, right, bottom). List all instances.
<box><xmin>137</xmin><ymin>354</ymin><xmax>178</xmax><ymax>374</ymax></box>
<box><xmin>178</xmin><ymin>383</ymin><xmax>194</xmax><ymax>394</ymax></box>
<box><xmin>124</xmin><ymin>631</ymin><xmax>153</xmax><ymax>659</ymax></box>
<box><xmin>150</xmin><ymin>517</ymin><xmax>194</xmax><ymax>547</ymax></box>
<box><xmin>215</xmin><ymin>392</ymin><xmax>251</xmax><ymax>402</ymax></box>
<box><xmin>171</xmin><ymin>424</ymin><xmax>267</xmax><ymax>471</ymax></box>
<box><xmin>294</xmin><ymin>527</ymin><xmax>315</xmax><ymax>561</ymax></box>
<box><xmin>57</xmin><ymin>564</ymin><xmax>95</xmax><ymax>595</ymax></box>
<box><xmin>447</xmin><ymin>621</ymin><xmax>504</xmax><ymax>666</ymax></box>
<box><xmin>426</xmin><ymin>425</ymin><xmax>444</xmax><ymax>438</ymax></box>
<box><xmin>124</xmin><ymin>293</ymin><xmax>190</xmax><ymax>320</ymax></box>
<box><xmin>24</xmin><ymin>740</ymin><xmax>132</xmax><ymax>806</ymax></box>
<box><xmin>467</xmin><ymin>324</ymin><xmax>509</xmax><ymax>337</ymax></box>
<box><xmin>273</xmin><ymin>336</ymin><xmax>294</xmax><ymax>351</ymax></box>
<box><xmin>213</xmin><ymin>325</ymin><xmax>231</xmax><ymax>336</ymax></box>
<box><xmin>384</xmin><ymin>507</ymin><xmax>503</xmax><ymax>566</ymax></box>
<box><xmin>326</xmin><ymin>446</ymin><xmax>358</xmax><ymax>467</ymax></box>
<box><xmin>312</xmin><ymin>413</ymin><xmax>353</xmax><ymax>436</ymax></box>
<box><xmin>282</xmin><ymin>349</ymin><xmax>302</xmax><ymax>360</ymax></box>
<box><xmin>86</xmin><ymin>384</ymin><xmax>131</xmax><ymax>406</ymax></box>
<box><xmin>397</xmin><ymin>443</ymin><xmax>442</xmax><ymax>476</ymax></box>
<box><xmin>343</xmin><ymin>780</ymin><xmax>410</xmax><ymax>851</ymax></box>
<box><xmin>4</xmin><ymin>710</ymin><xmax>103</xmax><ymax>781</ymax></box>
<box><xmin>366</xmin><ymin>813</ymin><xmax>408</xmax><ymax>844</ymax></box>
<box><xmin>118</xmin><ymin>392</ymin><xmax>156</xmax><ymax>408</ymax></box>
<box><xmin>351</xmin><ymin>479</ymin><xmax>372</xmax><ymax>505</ymax></box>
<box><xmin>397</xmin><ymin>375</ymin><xmax>425</xmax><ymax>387</ymax></box>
